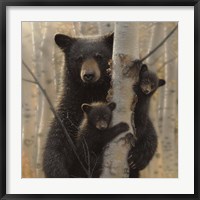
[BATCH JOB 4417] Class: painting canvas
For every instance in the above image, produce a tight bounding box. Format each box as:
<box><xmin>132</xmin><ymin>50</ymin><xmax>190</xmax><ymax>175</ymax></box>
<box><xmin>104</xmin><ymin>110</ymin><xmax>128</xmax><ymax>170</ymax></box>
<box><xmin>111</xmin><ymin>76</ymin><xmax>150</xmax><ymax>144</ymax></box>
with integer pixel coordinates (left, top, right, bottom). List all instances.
<box><xmin>22</xmin><ymin>22</ymin><xmax>178</xmax><ymax>178</ymax></box>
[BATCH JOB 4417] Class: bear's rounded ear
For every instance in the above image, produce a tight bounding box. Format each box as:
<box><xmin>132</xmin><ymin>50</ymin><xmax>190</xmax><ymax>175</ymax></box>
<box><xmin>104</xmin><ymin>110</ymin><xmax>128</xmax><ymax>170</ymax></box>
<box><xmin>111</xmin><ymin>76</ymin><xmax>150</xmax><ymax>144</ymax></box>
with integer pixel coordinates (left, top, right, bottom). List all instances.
<box><xmin>158</xmin><ymin>79</ymin><xmax>166</xmax><ymax>87</ymax></box>
<box><xmin>139</xmin><ymin>64</ymin><xmax>148</xmax><ymax>78</ymax></box>
<box><xmin>140</xmin><ymin>64</ymin><xmax>148</xmax><ymax>73</ymax></box>
<box><xmin>108</xmin><ymin>102</ymin><xmax>116</xmax><ymax>111</ymax></box>
<box><xmin>103</xmin><ymin>32</ymin><xmax>114</xmax><ymax>47</ymax></box>
<box><xmin>54</xmin><ymin>34</ymin><xmax>75</xmax><ymax>50</ymax></box>
<box><xmin>81</xmin><ymin>103</ymin><xmax>92</xmax><ymax>113</ymax></box>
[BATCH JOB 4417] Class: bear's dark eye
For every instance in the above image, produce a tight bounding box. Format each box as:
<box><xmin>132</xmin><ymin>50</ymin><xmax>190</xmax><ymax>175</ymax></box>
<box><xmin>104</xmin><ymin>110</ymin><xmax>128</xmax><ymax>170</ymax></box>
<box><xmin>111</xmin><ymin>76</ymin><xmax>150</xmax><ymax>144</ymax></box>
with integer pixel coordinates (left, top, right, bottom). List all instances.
<box><xmin>95</xmin><ymin>53</ymin><xmax>103</xmax><ymax>61</ymax></box>
<box><xmin>76</xmin><ymin>55</ymin><xmax>83</xmax><ymax>63</ymax></box>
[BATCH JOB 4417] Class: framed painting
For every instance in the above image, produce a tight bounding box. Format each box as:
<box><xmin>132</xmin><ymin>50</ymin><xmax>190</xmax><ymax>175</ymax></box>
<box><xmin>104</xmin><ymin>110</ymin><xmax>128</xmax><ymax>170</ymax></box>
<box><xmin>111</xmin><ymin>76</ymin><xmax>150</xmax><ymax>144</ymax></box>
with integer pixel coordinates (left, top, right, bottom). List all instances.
<box><xmin>0</xmin><ymin>0</ymin><xmax>199</xmax><ymax>199</ymax></box>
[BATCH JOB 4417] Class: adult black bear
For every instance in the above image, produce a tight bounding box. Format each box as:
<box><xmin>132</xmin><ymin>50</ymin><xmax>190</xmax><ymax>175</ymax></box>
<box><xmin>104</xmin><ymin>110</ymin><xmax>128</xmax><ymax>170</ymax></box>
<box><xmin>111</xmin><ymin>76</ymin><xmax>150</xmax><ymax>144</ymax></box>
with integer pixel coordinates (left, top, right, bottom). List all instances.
<box><xmin>43</xmin><ymin>33</ymin><xmax>114</xmax><ymax>178</ymax></box>
<box><xmin>128</xmin><ymin>64</ymin><xmax>166</xmax><ymax>178</ymax></box>
<box><xmin>69</xmin><ymin>102</ymin><xmax>129</xmax><ymax>178</ymax></box>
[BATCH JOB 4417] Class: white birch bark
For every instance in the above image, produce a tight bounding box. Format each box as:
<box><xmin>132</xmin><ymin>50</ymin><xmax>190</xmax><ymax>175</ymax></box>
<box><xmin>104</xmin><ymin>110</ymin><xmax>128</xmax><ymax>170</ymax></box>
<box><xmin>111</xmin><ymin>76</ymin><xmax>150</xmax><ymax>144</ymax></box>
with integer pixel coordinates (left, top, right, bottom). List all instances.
<box><xmin>161</xmin><ymin>25</ymin><xmax>178</xmax><ymax>178</ymax></box>
<box><xmin>74</xmin><ymin>22</ymin><xmax>83</xmax><ymax>36</ymax></box>
<box><xmin>31</xmin><ymin>22</ymin><xmax>44</xmax><ymax>177</ymax></box>
<box><xmin>32</xmin><ymin>22</ymin><xmax>57</xmax><ymax>177</ymax></box>
<box><xmin>158</xmin><ymin>86</ymin><xmax>164</xmax><ymax>135</ymax></box>
<box><xmin>54</xmin><ymin>42</ymin><xmax>64</xmax><ymax>95</ymax></box>
<box><xmin>146</xmin><ymin>23</ymin><xmax>165</xmax><ymax>68</ymax></box>
<box><xmin>71</xmin><ymin>22</ymin><xmax>77</xmax><ymax>36</ymax></box>
<box><xmin>22</xmin><ymin>22</ymin><xmax>38</xmax><ymax>177</ymax></box>
<box><xmin>101</xmin><ymin>22</ymin><xmax>140</xmax><ymax>178</ymax></box>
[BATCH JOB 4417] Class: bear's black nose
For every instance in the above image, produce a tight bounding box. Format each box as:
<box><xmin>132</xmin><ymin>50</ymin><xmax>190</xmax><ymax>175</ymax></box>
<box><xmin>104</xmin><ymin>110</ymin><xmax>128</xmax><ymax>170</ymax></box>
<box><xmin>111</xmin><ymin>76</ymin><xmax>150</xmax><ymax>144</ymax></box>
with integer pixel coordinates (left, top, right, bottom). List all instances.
<box><xmin>83</xmin><ymin>73</ymin><xmax>94</xmax><ymax>81</ymax></box>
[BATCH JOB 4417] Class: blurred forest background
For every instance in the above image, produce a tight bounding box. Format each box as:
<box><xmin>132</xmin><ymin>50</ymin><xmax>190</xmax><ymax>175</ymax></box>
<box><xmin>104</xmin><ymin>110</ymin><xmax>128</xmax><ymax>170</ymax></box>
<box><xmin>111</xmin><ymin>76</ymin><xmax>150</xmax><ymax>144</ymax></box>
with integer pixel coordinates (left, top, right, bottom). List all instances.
<box><xmin>22</xmin><ymin>22</ymin><xmax>178</xmax><ymax>178</ymax></box>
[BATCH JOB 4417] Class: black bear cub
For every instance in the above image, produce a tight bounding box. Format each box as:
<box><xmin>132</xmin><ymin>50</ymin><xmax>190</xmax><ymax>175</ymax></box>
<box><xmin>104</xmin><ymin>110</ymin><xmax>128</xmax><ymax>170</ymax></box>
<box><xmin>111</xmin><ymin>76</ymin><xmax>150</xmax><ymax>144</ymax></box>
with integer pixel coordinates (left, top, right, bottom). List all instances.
<box><xmin>128</xmin><ymin>63</ymin><xmax>166</xmax><ymax>178</ymax></box>
<box><xmin>69</xmin><ymin>102</ymin><xmax>129</xmax><ymax>178</ymax></box>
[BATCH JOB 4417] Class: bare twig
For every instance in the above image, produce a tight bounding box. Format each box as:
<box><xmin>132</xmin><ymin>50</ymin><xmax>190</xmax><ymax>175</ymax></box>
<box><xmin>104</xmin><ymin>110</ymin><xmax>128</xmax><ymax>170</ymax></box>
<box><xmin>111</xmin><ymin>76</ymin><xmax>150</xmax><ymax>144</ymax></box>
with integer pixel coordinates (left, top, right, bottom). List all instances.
<box><xmin>22</xmin><ymin>60</ymin><xmax>89</xmax><ymax>177</ymax></box>
<box><xmin>91</xmin><ymin>153</ymin><xmax>101</xmax><ymax>177</ymax></box>
<box><xmin>22</xmin><ymin>78</ymin><xmax>37</xmax><ymax>84</ymax></box>
<box><xmin>66</xmin><ymin>112</ymin><xmax>79</xmax><ymax>130</ymax></box>
<box><xmin>141</xmin><ymin>24</ymin><xmax>178</xmax><ymax>62</ymax></box>
<box><xmin>83</xmin><ymin>137</ymin><xmax>91</xmax><ymax>177</ymax></box>
<box><xmin>81</xmin><ymin>141</ymin><xmax>87</xmax><ymax>164</ymax></box>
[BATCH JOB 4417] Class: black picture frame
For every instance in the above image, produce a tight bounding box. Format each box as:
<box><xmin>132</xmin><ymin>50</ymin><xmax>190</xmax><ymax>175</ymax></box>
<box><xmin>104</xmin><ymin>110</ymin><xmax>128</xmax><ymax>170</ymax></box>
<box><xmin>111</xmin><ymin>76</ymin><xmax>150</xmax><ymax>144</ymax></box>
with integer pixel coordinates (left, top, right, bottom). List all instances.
<box><xmin>0</xmin><ymin>0</ymin><xmax>199</xmax><ymax>199</ymax></box>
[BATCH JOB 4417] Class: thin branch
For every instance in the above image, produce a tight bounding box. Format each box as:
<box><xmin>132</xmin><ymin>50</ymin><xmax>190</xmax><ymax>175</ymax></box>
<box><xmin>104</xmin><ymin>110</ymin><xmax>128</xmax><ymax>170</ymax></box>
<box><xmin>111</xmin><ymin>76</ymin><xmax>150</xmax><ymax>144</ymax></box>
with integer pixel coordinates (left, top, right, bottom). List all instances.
<box><xmin>81</xmin><ymin>141</ymin><xmax>87</xmax><ymax>164</ymax></box>
<box><xmin>22</xmin><ymin>60</ymin><xmax>89</xmax><ymax>177</ymax></box>
<box><xmin>91</xmin><ymin>153</ymin><xmax>100</xmax><ymax>177</ymax></box>
<box><xmin>66</xmin><ymin>112</ymin><xmax>79</xmax><ymax>130</ymax></box>
<box><xmin>141</xmin><ymin>24</ymin><xmax>178</xmax><ymax>62</ymax></box>
<box><xmin>22</xmin><ymin>78</ymin><xmax>37</xmax><ymax>84</ymax></box>
<box><xmin>83</xmin><ymin>137</ymin><xmax>91</xmax><ymax>177</ymax></box>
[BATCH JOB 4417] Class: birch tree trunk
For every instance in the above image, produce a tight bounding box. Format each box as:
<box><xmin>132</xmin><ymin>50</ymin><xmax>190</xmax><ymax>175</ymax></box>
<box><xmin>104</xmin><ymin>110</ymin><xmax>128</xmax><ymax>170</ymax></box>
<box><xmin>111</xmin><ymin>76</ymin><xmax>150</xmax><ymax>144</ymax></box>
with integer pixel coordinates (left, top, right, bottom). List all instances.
<box><xmin>101</xmin><ymin>22</ymin><xmax>140</xmax><ymax>178</ymax></box>
<box><xmin>146</xmin><ymin>23</ymin><xmax>165</xmax><ymax>68</ymax></box>
<box><xmin>31</xmin><ymin>22</ymin><xmax>43</xmax><ymax>177</ymax></box>
<box><xmin>74</xmin><ymin>22</ymin><xmax>83</xmax><ymax>36</ymax></box>
<box><xmin>22</xmin><ymin>22</ymin><xmax>38</xmax><ymax>177</ymax></box>
<box><xmin>161</xmin><ymin>25</ymin><xmax>178</xmax><ymax>178</ymax></box>
<box><xmin>32</xmin><ymin>22</ymin><xmax>57</xmax><ymax>177</ymax></box>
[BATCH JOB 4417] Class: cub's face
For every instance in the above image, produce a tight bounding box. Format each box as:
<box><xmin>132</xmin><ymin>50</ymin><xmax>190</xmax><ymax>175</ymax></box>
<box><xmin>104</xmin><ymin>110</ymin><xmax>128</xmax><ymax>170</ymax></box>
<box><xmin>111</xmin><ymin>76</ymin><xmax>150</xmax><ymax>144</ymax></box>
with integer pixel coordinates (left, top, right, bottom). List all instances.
<box><xmin>90</xmin><ymin>107</ymin><xmax>111</xmax><ymax>130</ymax></box>
<box><xmin>81</xmin><ymin>102</ymin><xmax>116</xmax><ymax>131</ymax></box>
<box><xmin>139</xmin><ymin>65</ymin><xmax>165</xmax><ymax>95</ymax></box>
<box><xmin>55</xmin><ymin>33</ymin><xmax>113</xmax><ymax>85</ymax></box>
<box><xmin>140</xmin><ymin>71</ymin><xmax>159</xmax><ymax>95</ymax></box>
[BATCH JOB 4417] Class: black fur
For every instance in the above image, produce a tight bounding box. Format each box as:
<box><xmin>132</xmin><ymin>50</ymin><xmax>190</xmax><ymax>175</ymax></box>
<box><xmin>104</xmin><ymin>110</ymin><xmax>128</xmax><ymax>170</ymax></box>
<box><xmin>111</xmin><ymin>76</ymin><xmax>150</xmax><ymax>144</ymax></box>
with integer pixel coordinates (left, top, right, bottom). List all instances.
<box><xmin>43</xmin><ymin>34</ymin><xmax>114</xmax><ymax>178</ymax></box>
<box><xmin>129</xmin><ymin>64</ymin><xmax>165</xmax><ymax>178</ymax></box>
<box><xmin>69</xmin><ymin>102</ymin><xmax>129</xmax><ymax>178</ymax></box>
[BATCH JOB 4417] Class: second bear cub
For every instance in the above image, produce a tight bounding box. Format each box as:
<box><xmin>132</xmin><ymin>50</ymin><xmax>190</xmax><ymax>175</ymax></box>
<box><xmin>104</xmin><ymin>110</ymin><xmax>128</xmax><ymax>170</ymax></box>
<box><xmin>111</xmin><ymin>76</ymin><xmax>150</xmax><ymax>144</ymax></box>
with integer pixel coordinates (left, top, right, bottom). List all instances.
<box><xmin>69</xmin><ymin>102</ymin><xmax>129</xmax><ymax>178</ymax></box>
<box><xmin>134</xmin><ymin>63</ymin><xmax>166</xmax><ymax>132</ymax></box>
<box><xmin>128</xmin><ymin>63</ymin><xmax>166</xmax><ymax>178</ymax></box>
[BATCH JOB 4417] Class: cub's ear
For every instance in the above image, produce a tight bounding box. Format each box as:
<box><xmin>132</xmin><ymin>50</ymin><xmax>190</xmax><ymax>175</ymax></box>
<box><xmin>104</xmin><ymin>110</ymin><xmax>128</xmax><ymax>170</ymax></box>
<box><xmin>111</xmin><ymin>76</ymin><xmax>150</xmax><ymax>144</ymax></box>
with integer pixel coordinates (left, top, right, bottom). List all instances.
<box><xmin>158</xmin><ymin>79</ymin><xmax>166</xmax><ymax>87</ymax></box>
<box><xmin>81</xmin><ymin>104</ymin><xmax>92</xmax><ymax>113</ymax></box>
<box><xmin>140</xmin><ymin>64</ymin><xmax>148</xmax><ymax>73</ymax></box>
<box><xmin>108</xmin><ymin>102</ymin><xmax>116</xmax><ymax>111</ymax></box>
<box><xmin>54</xmin><ymin>34</ymin><xmax>75</xmax><ymax>50</ymax></box>
<box><xmin>103</xmin><ymin>32</ymin><xmax>114</xmax><ymax>47</ymax></box>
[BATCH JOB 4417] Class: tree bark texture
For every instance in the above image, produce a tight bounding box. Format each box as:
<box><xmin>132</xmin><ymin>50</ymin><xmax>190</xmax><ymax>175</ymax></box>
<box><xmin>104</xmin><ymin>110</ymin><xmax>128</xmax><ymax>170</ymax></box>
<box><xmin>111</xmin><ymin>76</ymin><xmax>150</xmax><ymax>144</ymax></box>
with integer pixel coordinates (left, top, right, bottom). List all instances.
<box><xmin>101</xmin><ymin>22</ymin><xmax>140</xmax><ymax>178</ymax></box>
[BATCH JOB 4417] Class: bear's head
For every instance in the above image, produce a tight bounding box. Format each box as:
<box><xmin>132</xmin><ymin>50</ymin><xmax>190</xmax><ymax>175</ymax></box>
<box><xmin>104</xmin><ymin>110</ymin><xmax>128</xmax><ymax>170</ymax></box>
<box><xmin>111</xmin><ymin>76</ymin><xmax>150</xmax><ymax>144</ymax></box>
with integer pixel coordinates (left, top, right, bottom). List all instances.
<box><xmin>55</xmin><ymin>33</ymin><xmax>114</xmax><ymax>85</ymax></box>
<box><xmin>139</xmin><ymin>64</ymin><xmax>166</xmax><ymax>95</ymax></box>
<box><xmin>81</xmin><ymin>102</ymin><xmax>116</xmax><ymax>130</ymax></box>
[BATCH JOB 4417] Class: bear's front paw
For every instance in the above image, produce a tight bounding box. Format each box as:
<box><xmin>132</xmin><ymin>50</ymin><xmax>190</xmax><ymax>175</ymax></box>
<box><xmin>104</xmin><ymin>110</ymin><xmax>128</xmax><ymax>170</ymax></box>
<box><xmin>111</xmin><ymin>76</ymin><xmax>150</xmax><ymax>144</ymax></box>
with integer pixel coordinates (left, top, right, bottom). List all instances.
<box><xmin>128</xmin><ymin>154</ymin><xmax>137</xmax><ymax>169</ymax></box>
<box><xmin>128</xmin><ymin>153</ymin><xmax>149</xmax><ymax>170</ymax></box>
<box><xmin>118</xmin><ymin>122</ymin><xmax>129</xmax><ymax>132</ymax></box>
